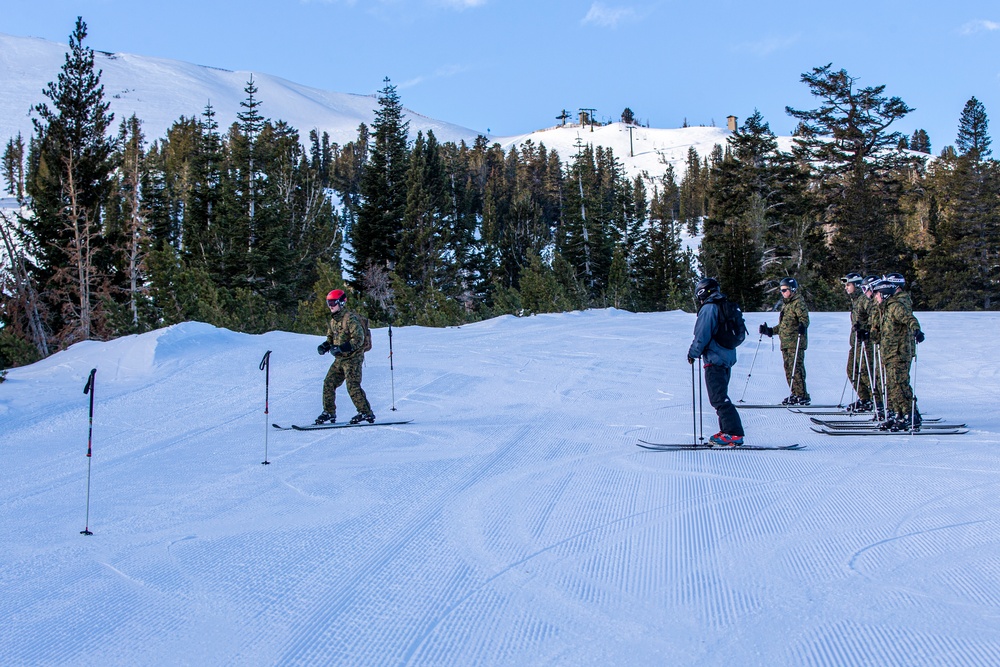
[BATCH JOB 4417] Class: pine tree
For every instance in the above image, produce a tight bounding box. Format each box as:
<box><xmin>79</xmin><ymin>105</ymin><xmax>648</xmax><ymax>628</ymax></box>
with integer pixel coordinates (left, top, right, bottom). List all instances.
<box><xmin>786</xmin><ymin>64</ymin><xmax>914</xmax><ymax>276</ymax></box>
<box><xmin>111</xmin><ymin>114</ymin><xmax>151</xmax><ymax>331</ymax></box>
<box><xmin>637</xmin><ymin>176</ymin><xmax>696</xmax><ymax>311</ymax></box>
<box><xmin>909</xmin><ymin>129</ymin><xmax>931</xmax><ymax>154</ymax></box>
<box><xmin>352</xmin><ymin>78</ymin><xmax>410</xmax><ymax>284</ymax></box>
<box><xmin>1</xmin><ymin>135</ymin><xmax>49</xmax><ymax>357</ymax></box>
<box><xmin>26</xmin><ymin>17</ymin><xmax>116</xmax><ymax>344</ymax></box>
<box><xmin>396</xmin><ymin>131</ymin><xmax>448</xmax><ymax>292</ymax></box>
<box><xmin>920</xmin><ymin>98</ymin><xmax>999</xmax><ymax>309</ymax></box>
<box><xmin>700</xmin><ymin>111</ymin><xmax>811</xmax><ymax>310</ymax></box>
<box><xmin>955</xmin><ymin>97</ymin><xmax>992</xmax><ymax>161</ymax></box>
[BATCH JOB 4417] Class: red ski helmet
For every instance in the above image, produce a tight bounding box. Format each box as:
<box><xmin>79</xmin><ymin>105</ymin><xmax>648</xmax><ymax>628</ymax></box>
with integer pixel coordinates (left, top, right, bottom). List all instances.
<box><xmin>326</xmin><ymin>289</ymin><xmax>346</xmax><ymax>307</ymax></box>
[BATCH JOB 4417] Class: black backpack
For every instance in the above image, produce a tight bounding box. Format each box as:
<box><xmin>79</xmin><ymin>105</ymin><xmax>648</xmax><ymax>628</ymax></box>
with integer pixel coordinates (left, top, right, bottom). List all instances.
<box><xmin>713</xmin><ymin>299</ymin><xmax>747</xmax><ymax>349</ymax></box>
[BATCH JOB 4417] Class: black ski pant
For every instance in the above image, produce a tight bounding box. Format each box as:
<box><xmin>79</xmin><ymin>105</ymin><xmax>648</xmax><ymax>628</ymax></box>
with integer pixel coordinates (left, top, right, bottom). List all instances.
<box><xmin>704</xmin><ymin>363</ymin><xmax>744</xmax><ymax>436</ymax></box>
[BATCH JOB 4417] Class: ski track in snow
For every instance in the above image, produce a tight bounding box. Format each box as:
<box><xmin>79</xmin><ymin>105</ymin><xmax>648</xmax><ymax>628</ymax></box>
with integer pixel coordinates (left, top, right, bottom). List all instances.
<box><xmin>3</xmin><ymin>310</ymin><xmax>1000</xmax><ymax>665</ymax></box>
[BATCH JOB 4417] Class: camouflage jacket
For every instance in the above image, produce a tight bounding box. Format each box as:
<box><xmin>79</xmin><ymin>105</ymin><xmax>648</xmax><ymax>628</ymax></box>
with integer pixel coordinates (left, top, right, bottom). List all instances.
<box><xmin>850</xmin><ymin>291</ymin><xmax>873</xmax><ymax>345</ymax></box>
<box><xmin>778</xmin><ymin>292</ymin><xmax>809</xmax><ymax>350</ymax></box>
<box><xmin>874</xmin><ymin>292</ymin><xmax>920</xmax><ymax>361</ymax></box>
<box><xmin>326</xmin><ymin>310</ymin><xmax>366</xmax><ymax>360</ymax></box>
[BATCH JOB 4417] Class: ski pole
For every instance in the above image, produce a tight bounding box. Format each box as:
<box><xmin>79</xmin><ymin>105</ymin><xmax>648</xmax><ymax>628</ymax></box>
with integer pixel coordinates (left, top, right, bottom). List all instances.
<box><xmin>690</xmin><ymin>361</ymin><xmax>697</xmax><ymax>446</ymax></box>
<box><xmin>840</xmin><ymin>331</ymin><xmax>854</xmax><ymax>406</ymax></box>
<box><xmin>388</xmin><ymin>319</ymin><xmax>397</xmax><ymax>411</ymax></box>
<box><xmin>860</xmin><ymin>340</ymin><xmax>877</xmax><ymax>420</ymax></box>
<box><xmin>81</xmin><ymin>368</ymin><xmax>96</xmax><ymax>536</ymax></box>
<box><xmin>876</xmin><ymin>344</ymin><xmax>888</xmax><ymax>420</ymax></box>
<box><xmin>910</xmin><ymin>335</ymin><xmax>919</xmax><ymax>432</ymax></box>
<box><xmin>840</xmin><ymin>330</ymin><xmax>859</xmax><ymax>408</ymax></box>
<box><xmin>698</xmin><ymin>359</ymin><xmax>705</xmax><ymax>442</ymax></box>
<box><xmin>738</xmin><ymin>334</ymin><xmax>763</xmax><ymax>403</ymax></box>
<box><xmin>789</xmin><ymin>333</ymin><xmax>802</xmax><ymax>404</ymax></box>
<box><xmin>259</xmin><ymin>351</ymin><xmax>272</xmax><ymax>465</ymax></box>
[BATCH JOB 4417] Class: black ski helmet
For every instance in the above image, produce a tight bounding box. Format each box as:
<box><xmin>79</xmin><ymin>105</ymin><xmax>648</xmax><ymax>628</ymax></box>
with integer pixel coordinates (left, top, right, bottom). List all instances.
<box><xmin>694</xmin><ymin>277</ymin><xmax>720</xmax><ymax>303</ymax></box>
<box><xmin>872</xmin><ymin>278</ymin><xmax>897</xmax><ymax>298</ymax></box>
<box><xmin>861</xmin><ymin>275</ymin><xmax>880</xmax><ymax>292</ymax></box>
<box><xmin>885</xmin><ymin>272</ymin><xmax>906</xmax><ymax>289</ymax></box>
<box><xmin>779</xmin><ymin>277</ymin><xmax>798</xmax><ymax>292</ymax></box>
<box><xmin>841</xmin><ymin>272</ymin><xmax>863</xmax><ymax>285</ymax></box>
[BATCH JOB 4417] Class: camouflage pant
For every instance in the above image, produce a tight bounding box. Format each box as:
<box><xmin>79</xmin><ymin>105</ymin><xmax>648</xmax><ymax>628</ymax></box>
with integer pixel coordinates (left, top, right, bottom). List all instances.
<box><xmin>782</xmin><ymin>346</ymin><xmax>808</xmax><ymax>398</ymax></box>
<box><xmin>883</xmin><ymin>354</ymin><xmax>916</xmax><ymax>417</ymax></box>
<box><xmin>848</xmin><ymin>342</ymin><xmax>874</xmax><ymax>402</ymax></box>
<box><xmin>323</xmin><ymin>355</ymin><xmax>372</xmax><ymax>416</ymax></box>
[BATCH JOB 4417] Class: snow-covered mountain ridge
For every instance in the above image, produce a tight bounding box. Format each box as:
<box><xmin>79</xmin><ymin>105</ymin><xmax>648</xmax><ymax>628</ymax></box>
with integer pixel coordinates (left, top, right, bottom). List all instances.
<box><xmin>0</xmin><ymin>32</ymin><xmax>793</xmax><ymax>183</ymax></box>
<box><xmin>0</xmin><ymin>32</ymin><xmax>481</xmax><ymax>151</ymax></box>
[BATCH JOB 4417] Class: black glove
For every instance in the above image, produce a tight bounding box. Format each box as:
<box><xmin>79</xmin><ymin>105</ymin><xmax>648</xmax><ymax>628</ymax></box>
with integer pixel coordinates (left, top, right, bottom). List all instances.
<box><xmin>339</xmin><ymin>341</ymin><xmax>353</xmax><ymax>354</ymax></box>
<box><xmin>759</xmin><ymin>323</ymin><xmax>773</xmax><ymax>337</ymax></box>
<box><xmin>915</xmin><ymin>330</ymin><xmax>925</xmax><ymax>343</ymax></box>
<box><xmin>317</xmin><ymin>341</ymin><xmax>332</xmax><ymax>355</ymax></box>
<box><xmin>857</xmin><ymin>328</ymin><xmax>869</xmax><ymax>342</ymax></box>
<box><xmin>853</xmin><ymin>321</ymin><xmax>862</xmax><ymax>332</ymax></box>
<box><xmin>687</xmin><ymin>355</ymin><xmax>695</xmax><ymax>365</ymax></box>
<box><xmin>797</xmin><ymin>323</ymin><xmax>806</xmax><ymax>335</ymax></box>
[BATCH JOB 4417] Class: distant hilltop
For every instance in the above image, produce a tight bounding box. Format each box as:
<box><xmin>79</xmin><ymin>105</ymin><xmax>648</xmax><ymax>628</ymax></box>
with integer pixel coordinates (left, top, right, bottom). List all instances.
<box><xmin>0</xmin><ymin>32</ymin><xmax>794</xmax><ymax>182</ymax></box>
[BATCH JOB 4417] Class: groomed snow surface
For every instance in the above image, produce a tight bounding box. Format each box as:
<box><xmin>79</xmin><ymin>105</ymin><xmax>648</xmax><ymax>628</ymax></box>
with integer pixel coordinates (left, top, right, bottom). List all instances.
<box><xmin>3</xmin><ymin>309</ymin><xmax>1000</xmax><ymax>666</ymax></box>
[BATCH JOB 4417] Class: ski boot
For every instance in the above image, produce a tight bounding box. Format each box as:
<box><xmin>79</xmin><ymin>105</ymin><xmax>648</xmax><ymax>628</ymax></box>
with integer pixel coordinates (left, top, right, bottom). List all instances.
<box><xmin>314</xmin><ymin>411</ymin><xmax>336</xmax><ymax>425</ymax></box>
<box><xmin>895</xmin><ymin>411</ymin><xmax>922</xmax><ymax>432</ymax></box>
<box><xmin>878</xmin><ymin>411</ymin><xmax>898</xmax><ymax>431</ymax></box>
<box><xmin>709</xmin><ymin>432</ymin><xmax>744</xmax><ymax>447</ymax></box>
<box><xmin>846</xmin><ymin>399</ymin><xmax>873</xmax><ymax>414</ymax></box>
<box><xmin>349</xmin><ymin>412</ymin><xmax>376</xmax><ymax>425</ymax></box>
<box><xmin>781</xmin><ymin>395</ymin><xmax>810</xmax><ymax>406</ymax></box>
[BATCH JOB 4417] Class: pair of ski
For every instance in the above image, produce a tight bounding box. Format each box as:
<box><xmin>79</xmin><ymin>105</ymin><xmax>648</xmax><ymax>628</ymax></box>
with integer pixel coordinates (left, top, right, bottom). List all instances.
<box><xmin>637</xmin><ymin>440</ymin><xmax>804</xmax><ymax>452</ymax></box>
<box><xmin>811</xmin><ymin>425</ymin><xmax>968</xmax><ymax>436</ymax></box>
<box><xmin>737</xmin><ymin>403</ymin><xmax>841</xmax><ymax>409</ymax></box>
<box><xmin>809</xmin><ymin>417</ymin><xmax>960</xmax><ymax>429</ymax></box>
<box><xmin>272</xmin><ymin>420</ymin><xmax>412</xmax><ymax>432</ymax></box>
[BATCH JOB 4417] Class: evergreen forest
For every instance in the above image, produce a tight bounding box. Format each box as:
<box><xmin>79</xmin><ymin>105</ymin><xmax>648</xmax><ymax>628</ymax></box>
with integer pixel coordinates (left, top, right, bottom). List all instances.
<box><xmin>2</xmin><ymin>19</ymin><xmax>999</xmax><ymax>371</ymax></box>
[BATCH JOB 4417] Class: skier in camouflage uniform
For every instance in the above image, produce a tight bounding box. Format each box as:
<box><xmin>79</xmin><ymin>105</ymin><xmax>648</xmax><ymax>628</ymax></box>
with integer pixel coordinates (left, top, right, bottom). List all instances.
<box><xmin>855</xmin><ymin>275</ymin><xmax>882</xmax><ymax>413</ymax></box>
<box><xmin>843</xmin><ymin>272</ymin><xmax>874</xmax><ymax>412</ymax></box>
<box><xmin>315</xmin><ymin>289</ymin><xmax>375</xmax><ymax>425</ymax></box>
<box><xmin>759</xmin><ymin>277</ymin><xmax>810</xmax><ymax>405</ymax></box>
<box><xmin>870</xmin><ymin>275</ymin><xmax>924</xmax><ymax>430</ymax></box>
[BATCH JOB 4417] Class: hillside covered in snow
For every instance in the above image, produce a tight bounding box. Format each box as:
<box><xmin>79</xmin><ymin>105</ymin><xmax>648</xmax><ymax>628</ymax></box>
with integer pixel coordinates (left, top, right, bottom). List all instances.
<box><xmin>0</xmin><ymin>32</ymin><xmax>790</xmax><ymax>186</ymax></box>
<box><xmin>3</xmin><ymin>309</ymin><xmax>1000</xmax><ymax>665</ymax></box>
<box><xmin>0</xmin><ymin>33</ymin><xmax>482</xmax><ymax>153</ymax></box>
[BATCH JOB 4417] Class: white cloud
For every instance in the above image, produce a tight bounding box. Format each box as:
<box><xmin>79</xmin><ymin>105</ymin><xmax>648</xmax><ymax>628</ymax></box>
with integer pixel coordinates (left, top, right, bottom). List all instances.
<box><xmin>960</xmin><ymin>19</ymin><xmax>1000</xmax><ymax>35</ymax></box>
<box><xmin>435</xmin><ymin>0</ymin><xmax>487</xmax><ymax>8</ymax></box>
<box><xmin>732</xmin><ymin>34</ymin><xmax>801</xmax><ymax>57</ymax></box>
<box><xmin>581</xmin><ymin>3</ymin><xmax>638</xmax><ymax>28</ymax></box>
<box><xmin>399</xmin><ymin>64</ymin><xmax>470</xmax><ymax>89</ymax></box>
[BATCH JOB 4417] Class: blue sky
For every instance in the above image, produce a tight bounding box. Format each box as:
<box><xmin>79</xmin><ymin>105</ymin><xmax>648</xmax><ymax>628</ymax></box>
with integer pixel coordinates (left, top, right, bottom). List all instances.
<box><xmin>3</xmin><ymin>1</ymin><xmax>998</xmax><ymax>150</ymax></box>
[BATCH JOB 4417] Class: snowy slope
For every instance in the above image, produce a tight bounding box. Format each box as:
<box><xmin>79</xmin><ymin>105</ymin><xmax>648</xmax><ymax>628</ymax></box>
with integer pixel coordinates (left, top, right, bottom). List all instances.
<box><xmin>3</xmin><ymin>309</ymin><xmax>1000</xmax><ymax>665</ymax></box>
<box><xmin>495</xmin><ymin>122</ymin><xmax>797</xmax><ymax>183</ymax></box>
<box><xmin>0</xmin><ymin>32</ymin><xmax>483</xmax><ymax>153</ymax></box>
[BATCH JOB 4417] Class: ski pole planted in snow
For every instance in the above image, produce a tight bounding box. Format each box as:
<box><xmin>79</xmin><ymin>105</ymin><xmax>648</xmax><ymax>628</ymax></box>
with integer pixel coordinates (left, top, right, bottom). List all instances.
<box><xmin>738</xmin><ymin>334</ymin><xmax>763</xmax><ymax>403</ymax></box>
<box><xmin>81</xmin><ymin>368</ymin><xmax>96</xmax><ymax>536</ymax></box>
<box><xmin>259</xmin><ymin>350</ymin><xmax>272</xmax><ymax>465</ymax></box>
<box><xmin>697</xmin><ymin>361</ymin><xmax>705</xmax><ymax>442</ymax></box>
<box><xmin>911</xmin><ymin>335</ymin><xmax>919</xmax><ymax>431</ymax></box>
<box><xmin>690</xmin><ymin>362</ymin><xmax>698</xmax><ymax>446</ymax></box>
<box><xmin>789</xmin><ymin>333</ymin><xmax>803</xmax><ymax>403</ymax></box>
<box><xmin>388</xmin><ymin>319</ymin><xmax>397</xmax><ymax>412</ymax></box>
